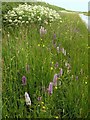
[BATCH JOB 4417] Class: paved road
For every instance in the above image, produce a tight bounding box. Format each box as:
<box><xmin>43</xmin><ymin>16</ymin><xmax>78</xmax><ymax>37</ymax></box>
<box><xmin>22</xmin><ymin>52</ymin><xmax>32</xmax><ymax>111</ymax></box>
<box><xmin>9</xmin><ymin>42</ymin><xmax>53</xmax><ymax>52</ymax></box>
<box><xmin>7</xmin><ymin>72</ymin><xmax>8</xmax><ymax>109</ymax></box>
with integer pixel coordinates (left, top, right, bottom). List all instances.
<box><xmin>79</xmin><ymin>14</ymin><xmax>90</xmax><ymax>31</ymax></box>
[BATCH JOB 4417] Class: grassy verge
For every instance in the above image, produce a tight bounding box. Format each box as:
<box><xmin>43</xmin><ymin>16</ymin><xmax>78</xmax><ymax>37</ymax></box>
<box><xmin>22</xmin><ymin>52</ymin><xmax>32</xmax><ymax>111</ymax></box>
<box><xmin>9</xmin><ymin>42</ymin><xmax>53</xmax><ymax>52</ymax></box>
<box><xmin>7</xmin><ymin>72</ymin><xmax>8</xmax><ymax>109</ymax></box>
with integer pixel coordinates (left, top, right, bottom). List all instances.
<box><xmin>2</xmin><ymin>2</ymin><xmax>88</xmax><ymax>118</ymax></box>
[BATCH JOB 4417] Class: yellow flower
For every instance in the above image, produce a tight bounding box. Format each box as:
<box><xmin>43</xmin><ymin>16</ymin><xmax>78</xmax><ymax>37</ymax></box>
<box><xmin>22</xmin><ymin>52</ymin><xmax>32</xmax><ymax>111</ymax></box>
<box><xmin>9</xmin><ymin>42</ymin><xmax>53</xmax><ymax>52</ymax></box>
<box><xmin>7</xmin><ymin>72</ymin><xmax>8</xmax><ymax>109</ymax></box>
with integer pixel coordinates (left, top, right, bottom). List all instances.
<box><xmin>42</xmin><ymin>106</ymin><xmax>46</xmax><ymax>109</ymax></box>
<box><xmin>41</xmin><ymin>102</ymin><xmax>44</xmax><ymax>104</ymax></box>
<box><xmin>52</xmin><ymin>61</ymin><xmax>54</xmax><ymax>64</ymax></box>
<box><xmin>55</xmin><ymin>86</ymin><xmax>57</xmax><ymax>89</ymax></box>
<box><xmin>85</xmin><ymin>81</ymin><xmax>87</xmax><ymax>85</ymax></box>
<box><xmin>41</xmin><ymin>38</ymin><xmax>42</xmax><ymax>41</ymax></box>
<box><xmin>38</xmin><ymin>44</ymin><xmax>40</xmax><ymax>47</ymax></box>
<box><xmin>43</xmin><ymin>44</ymin><xmax>45</xmax><ymax>47</ymax></box>
<box><xmin>51</xmin><ymin>67</ymin><xmax>53</xmax><ymax>70</ymax></box>
<box><xmin>55</xmin><ymin>116</ymin><xmax>59</xmax><ymax>119</ymax></box>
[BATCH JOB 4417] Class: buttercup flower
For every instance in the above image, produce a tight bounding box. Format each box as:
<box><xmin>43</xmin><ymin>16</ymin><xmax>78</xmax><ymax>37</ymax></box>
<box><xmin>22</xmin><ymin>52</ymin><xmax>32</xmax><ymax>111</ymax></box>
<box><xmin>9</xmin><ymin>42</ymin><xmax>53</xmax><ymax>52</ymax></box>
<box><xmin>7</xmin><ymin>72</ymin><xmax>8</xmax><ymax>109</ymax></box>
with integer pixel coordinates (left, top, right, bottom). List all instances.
<box><xmin>42</xmin><ymin>106</ymin><xmax>46</xmax><ymax>110</ymax></box>
<box><xmin>85</xmin><ymin>81</ymin><xmax>87</xmax><ymax>85</ymax></box>
<box><xmin>50</xmin><ymin>67</ymin><xmax>53</xmax><ymax>70</ymax></box>
<box><xmin>55</xmin><ymin>116</ymin><xmax>59</xmax><ymax>119</ymax></box>
<box><xmin>43</xmin><ymin>44</ymin><xmax>45</xmax><ymax>47</ymax></box>
<box><xmin>38</xmin><ymin>44</ymin><xmax>40</xmax><ymax>47</ymax></box>
<box><xmin>41</xmin><ymin>102</ymin><xmax>44</xmax><ymax>104</ymax></box>
<box><xmin>55</xmin><ymin>86</ymin><xmax>57</xmax><ymax>89</ymax></box>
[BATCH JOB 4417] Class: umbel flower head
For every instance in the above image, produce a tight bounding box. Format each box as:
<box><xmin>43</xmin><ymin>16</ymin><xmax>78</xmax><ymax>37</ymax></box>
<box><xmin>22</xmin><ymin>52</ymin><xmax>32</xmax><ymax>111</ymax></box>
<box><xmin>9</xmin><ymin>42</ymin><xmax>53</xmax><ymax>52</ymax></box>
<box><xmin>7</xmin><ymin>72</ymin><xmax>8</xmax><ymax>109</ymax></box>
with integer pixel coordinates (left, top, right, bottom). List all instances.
<box><xmin>25</xmin><ymin>92</ymin><xmax>31</xmax><ymax>106</ymax></box>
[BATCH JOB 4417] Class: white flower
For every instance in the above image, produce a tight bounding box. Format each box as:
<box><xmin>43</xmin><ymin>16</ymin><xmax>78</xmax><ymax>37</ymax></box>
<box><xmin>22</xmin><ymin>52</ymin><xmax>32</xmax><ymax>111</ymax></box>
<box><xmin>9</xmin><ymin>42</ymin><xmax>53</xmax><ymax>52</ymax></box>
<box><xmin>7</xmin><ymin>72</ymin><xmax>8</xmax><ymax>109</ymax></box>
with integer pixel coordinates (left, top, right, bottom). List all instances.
<box><xmin>14</xmin><ymin>19</ymin><xmax>18</xmax><ymax>22</ymax></box>
<box><xmin>64</xmin><ymin>50</ymin><xmax>66</xmax><ymax>56</ymax></box>
<box><xmin>18</xmin><ymin>20</ymin><xmax>21</xmax><ymax>23</ymax></box>
<box><xmin>65</xmin><ymin>62</ymin><xmax>68</xmax><ymax>67</ymax></box>
<box><xmin>44</xmin><ymin>20</ymin><xmax>48</xmax><ymax>25</ymax></box>
<box><xmin>38</xmin><ymin>17</ymin><xmax>41</xmax><ymax>21</ymax></box>
<box><xmin>18</xmin><ymin>11</ymin><xmax>24</xmax><ymax>15</ymax></box>
<box><xmin>57</xmin><ymin>47</ymin><xmax>59</xmax><ymax>53</ymax></box>
<box><xmin>22</xmin><ymin>21</ymin><xmax>25</xmax><ymax>23</ymax></box>
<box><xmin>5</xmin><ymin>17</ymin><xmax>8</xmax><ymax>19</ymax></box>
<box><xmin>61</xmin><ymin>48</ymin><xmax>64</xmax><ymax>54</ymax></box>
<box><xmin>60</xmin><ymin>20</ymin><xmax>62</xmax><ymax>23</ymax></box>
<box><xmin>25</xmin><ymin>92</ymin><xmax>31</xmax><ymax>106</ymax></box>
<box><xmin>4</xmin><ymin>4</ymin><xmax>61</xmax><ymax>25</ymax></box>
<box><xmin>19</xmin><ymin>16</ymin><xmax>22</xmax><ymax>20</ymax></box>
<box><xmin>28</xmin><ymin>17</ymin><xmax>31</xmax><ymax>20</ymax></box>
<box><xmin>26</xmin><ymin>21</ymin><xmax>29</xmax><ymax>23</ymax></box>
<box><xmin>9</xmin><ymin>19</ymin><xmax>12</xmax><ymax>22</ymax></box>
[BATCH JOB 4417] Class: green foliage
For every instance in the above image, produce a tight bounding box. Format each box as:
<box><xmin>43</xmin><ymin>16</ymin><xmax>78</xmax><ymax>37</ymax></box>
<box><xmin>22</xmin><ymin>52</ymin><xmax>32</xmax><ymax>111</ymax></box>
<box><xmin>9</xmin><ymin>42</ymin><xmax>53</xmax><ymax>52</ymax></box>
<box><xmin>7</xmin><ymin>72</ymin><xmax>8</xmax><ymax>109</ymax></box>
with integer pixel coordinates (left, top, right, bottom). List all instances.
<box><xmin>82</xmin><ymin>11</ymin><xmax>90</xmax><ymax>16</ymax></box>
<box><xmin>2</xmin><ymin>2</ymin><xmax>20</xmax><ymax>14</ymax></box>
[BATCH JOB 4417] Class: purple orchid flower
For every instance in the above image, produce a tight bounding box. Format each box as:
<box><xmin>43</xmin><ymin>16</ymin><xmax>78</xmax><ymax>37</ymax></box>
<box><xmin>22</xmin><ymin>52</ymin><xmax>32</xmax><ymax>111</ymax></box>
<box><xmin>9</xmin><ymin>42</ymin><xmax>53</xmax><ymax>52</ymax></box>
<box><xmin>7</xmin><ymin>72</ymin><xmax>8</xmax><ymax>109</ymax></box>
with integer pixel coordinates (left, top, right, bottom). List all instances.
<box><xmin>53</xmin><ymin>74</ymin><xmax>58</xmax><ymax>86</ymax></box>
<box><xmin>60</xmin><ymin>68</ymin><xmax>63</xmax><ymax>76</ymax></box>
<box><xmin>47</xmin><ymin>82</ymin><xmax>53</xmax><ymax>95</ymax></box>
<box><xmin>22</xmin><ymin>76</ymin><xmax>27</xmax><ymax>85</ymax></box>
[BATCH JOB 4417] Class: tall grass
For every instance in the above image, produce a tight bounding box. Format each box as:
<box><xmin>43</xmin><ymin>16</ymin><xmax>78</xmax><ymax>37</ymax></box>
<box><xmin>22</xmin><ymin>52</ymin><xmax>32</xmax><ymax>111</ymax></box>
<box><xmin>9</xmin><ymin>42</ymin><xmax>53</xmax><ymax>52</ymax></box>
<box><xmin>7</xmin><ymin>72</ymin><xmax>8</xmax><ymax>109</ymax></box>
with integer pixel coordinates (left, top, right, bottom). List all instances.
<box><xmin>2</xmin><ymin>3</ymin><xmax>88</xmax><ymax>118</ymax></box>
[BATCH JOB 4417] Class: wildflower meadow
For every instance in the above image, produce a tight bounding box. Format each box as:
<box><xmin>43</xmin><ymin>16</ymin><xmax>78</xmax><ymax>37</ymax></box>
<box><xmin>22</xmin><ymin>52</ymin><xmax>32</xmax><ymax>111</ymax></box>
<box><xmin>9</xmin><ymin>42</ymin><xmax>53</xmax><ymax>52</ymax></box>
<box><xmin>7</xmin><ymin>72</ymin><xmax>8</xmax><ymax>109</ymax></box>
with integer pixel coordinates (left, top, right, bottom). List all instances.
<box><xmin>2</xmin><ymin>2</ymin><xmax>88</xmax><ymax>119</ymax></box>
